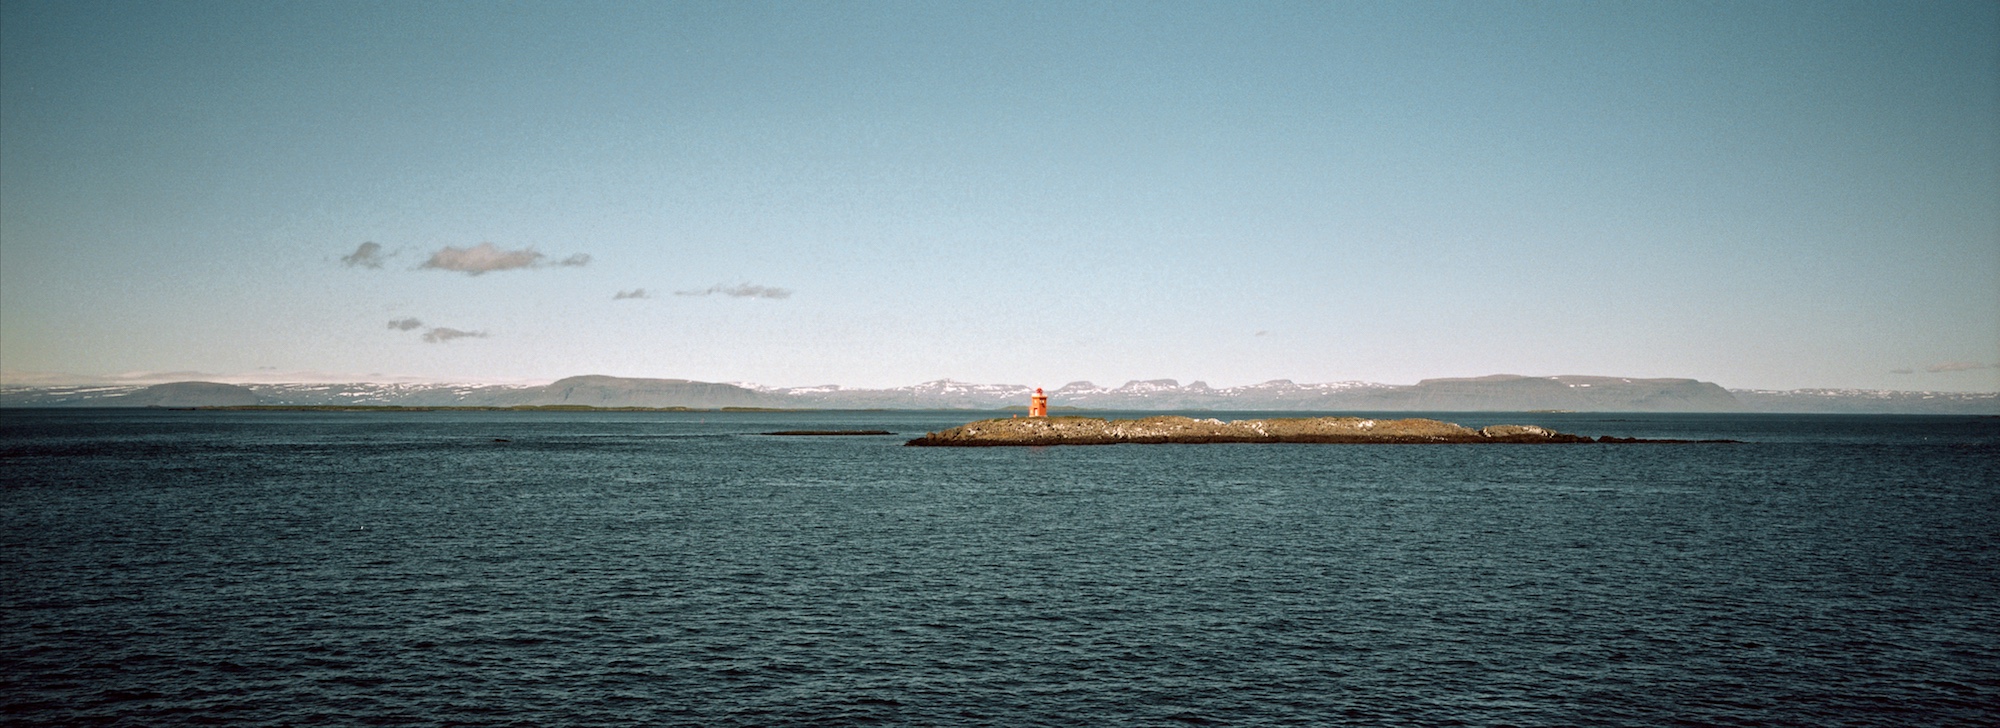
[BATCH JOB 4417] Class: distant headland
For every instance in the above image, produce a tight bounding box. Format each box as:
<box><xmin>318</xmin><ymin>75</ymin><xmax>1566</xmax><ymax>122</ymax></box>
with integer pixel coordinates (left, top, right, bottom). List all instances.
<box><xmin>904</xmin><ymin>415</ymin><xmax>1735</xmax><ymax>447</ymax></box>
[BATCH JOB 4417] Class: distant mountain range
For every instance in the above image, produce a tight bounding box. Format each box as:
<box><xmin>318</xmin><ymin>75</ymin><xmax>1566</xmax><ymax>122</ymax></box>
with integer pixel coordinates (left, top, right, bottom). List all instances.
<box><xmin>3</xmin><ymin>374</ymin><xmax>1994</xmax><ymax>414</ymax></box>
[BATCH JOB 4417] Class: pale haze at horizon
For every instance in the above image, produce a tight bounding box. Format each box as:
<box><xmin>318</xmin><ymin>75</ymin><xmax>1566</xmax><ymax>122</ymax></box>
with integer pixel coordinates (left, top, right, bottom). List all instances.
<box><xmin>2</xmin><ymin>2</ymin><xmax>1995</xmax><ymax>391</ymax></box>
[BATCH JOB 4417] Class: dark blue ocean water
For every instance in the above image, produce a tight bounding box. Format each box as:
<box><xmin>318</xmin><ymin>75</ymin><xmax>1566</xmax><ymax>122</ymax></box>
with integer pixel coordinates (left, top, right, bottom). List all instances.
<box><xmin>3</xmin><ymin>409</ymin><xmax>1996</xmax><ymax>726</ymax></box>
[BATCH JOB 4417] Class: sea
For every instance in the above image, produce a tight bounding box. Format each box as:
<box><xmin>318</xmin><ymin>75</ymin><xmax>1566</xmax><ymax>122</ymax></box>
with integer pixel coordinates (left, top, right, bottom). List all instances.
<box><xmin>2</xmin><ymin>408</ymin><xmax>1995</xmax><ymax>726</ymax></box>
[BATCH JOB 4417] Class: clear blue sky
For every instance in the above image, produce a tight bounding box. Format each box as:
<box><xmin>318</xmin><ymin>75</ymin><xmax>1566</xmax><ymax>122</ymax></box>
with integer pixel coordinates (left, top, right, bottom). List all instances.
<box><xmin>3</xmin><ymin>0</ymin><xmax>1996</xmax><ymax>390</ymax></box>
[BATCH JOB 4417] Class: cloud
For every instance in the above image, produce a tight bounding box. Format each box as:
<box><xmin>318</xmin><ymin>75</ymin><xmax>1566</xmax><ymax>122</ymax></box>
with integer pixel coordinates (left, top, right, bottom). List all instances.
<box><xmin>418</xmin><ymin>243</ymin><xmax>590</xmax><ymax>275</ymax></box>
<box><xmin>342</xmin><ymin>242</ymin><xmax>388</xmax><ymax>268</ymax></box>
<box><xmin>421</xmin><ymin>327</ymin><xmax>488</xmax><ymax>343</ymax></box>
<box><xmin>420</xmin><ymin>243</ymin><xmax>540</xmax><ymax>274</ymax></box>
<box><xmin>613</xmin><ymin>288</ymin><xmax>650</xmax><ymax>300</ymax></box>
<box><xmin>1926</xmin><ymin>361</ymin><xmax>2000</xmax><ymax>373</ymax></box>
<box><xmin>674</xmin><ymin>283</ymin><xmax>793</xmax><ymax>299</ymax></box>
<box><xmin>386</xmin><ymin>318</ymin><xmax>486</xmax><ymax>343</ymax></box>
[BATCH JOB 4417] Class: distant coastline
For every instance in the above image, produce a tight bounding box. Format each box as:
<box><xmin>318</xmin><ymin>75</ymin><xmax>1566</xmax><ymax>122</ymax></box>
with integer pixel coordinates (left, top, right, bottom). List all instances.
<box><xmin>2</xmin><ymin>374</ymin><xmax>1994</xmax><ymax>414</ymax></box>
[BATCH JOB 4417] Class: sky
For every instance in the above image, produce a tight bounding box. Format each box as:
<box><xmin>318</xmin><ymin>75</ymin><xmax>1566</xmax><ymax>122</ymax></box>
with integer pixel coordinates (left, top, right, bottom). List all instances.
<box><xmin>2</xmin><ymin>1</ymin><xmax>1996</xmax><ymax>391</ymax></box>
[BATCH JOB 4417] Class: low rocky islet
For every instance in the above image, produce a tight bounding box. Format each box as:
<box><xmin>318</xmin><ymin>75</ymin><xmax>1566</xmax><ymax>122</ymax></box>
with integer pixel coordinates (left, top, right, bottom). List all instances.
<box><xmin>904</xmin><ymin>415</ymin><xmax>1725</xmax><ymax>446</ymax></box>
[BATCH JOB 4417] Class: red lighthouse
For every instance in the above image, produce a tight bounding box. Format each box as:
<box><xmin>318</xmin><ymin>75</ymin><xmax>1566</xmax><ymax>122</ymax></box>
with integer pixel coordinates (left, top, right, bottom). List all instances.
<box><xmin>1029</xmin><ymin>387</ymin><xmax>1048</xmax><ymax>418</ymax></box>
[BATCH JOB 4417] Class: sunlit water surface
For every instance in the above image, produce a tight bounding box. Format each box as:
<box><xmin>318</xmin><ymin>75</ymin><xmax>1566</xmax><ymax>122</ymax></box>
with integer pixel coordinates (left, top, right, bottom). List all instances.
<box><xmin>3</xmin><ymin>410</ymin><xmax>1996</xmax><ymax>726</ymax></box>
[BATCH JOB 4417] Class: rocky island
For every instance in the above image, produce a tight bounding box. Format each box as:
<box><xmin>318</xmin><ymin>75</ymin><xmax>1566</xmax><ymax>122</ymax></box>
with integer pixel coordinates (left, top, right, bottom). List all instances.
<box><xmin>905</xmin><ymin>415</ymin><xmax>1716</xmax><ymax>446</ymax></box>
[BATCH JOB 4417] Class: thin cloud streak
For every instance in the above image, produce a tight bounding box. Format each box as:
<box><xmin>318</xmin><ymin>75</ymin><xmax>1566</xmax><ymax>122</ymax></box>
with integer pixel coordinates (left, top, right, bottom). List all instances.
<box><xmin>613</xmin><ymin>289</ymin><xmax>650</xmax><ymax>300</ymax></box>
<box><xmin>1926</xmin><ymin>361</ymin><xmax>2000</xmax><ymax>373</ymax></box>
<box><xmin>674</xmin><ymin>283</ymin><xmax>792</xmax><ymax>299</ymax></box>
<box><xmin>387</xmin><ymin>317</ymin><xmax>423</xmax><ymax>331</ymax></box>
<box><xmin>421</xmin><ymin>327</ymin><xmax>488</xmax><ymax>343</ymax></box>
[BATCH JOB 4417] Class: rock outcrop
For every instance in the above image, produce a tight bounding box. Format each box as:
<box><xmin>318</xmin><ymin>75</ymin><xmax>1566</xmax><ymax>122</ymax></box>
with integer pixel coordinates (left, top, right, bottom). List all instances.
<box><xmin>905</xmin><ymin>415</ymin><xmax>1599</xmax><ymax>446</ymax></box>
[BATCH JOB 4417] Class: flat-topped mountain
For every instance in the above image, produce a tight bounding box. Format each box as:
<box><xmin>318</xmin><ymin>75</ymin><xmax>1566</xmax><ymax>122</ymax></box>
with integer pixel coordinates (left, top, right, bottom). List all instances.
<box><xmin>516</xmin><ymin>375</ymin><xmax>776</xmax><ymax>409</ymax></box>
<box><xmin>109</xmin><ymin>381</ymin><xmax>261</xmax><ymax>408</ymax></box>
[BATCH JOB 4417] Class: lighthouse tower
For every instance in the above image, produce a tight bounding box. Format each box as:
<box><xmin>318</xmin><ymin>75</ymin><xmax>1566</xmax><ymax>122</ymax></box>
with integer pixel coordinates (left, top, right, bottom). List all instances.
<box><xmin>1029</xmin><ymin>387</ymin><xmax>1048</xmax><ymax>418</ymax></box>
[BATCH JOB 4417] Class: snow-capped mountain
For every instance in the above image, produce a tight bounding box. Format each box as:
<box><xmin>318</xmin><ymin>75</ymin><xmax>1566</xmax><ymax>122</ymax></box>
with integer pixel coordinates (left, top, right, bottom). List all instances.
<box><xmin>245</xmin><ymin>382</ymin><xmax>539</xmax><ymax>406</ymax></box>
<box><xmin>1729</xmin><ymin>388</ymin><xmax>2000</xmax><ymax>414</ymax></box>
<box><xmin>0</xmin><ymin>381</ymin><xmax>535</xmax><ymax>408</ymax></box>
<box><xmin>759</xmin><ymin>379</ymin><xmax>1034</xmax><ymax>409</ymax></box>
<box><xmin>1047</xmin><ymin>379</ymin><xmax>1390</xmax><ymax>409</ymax></box>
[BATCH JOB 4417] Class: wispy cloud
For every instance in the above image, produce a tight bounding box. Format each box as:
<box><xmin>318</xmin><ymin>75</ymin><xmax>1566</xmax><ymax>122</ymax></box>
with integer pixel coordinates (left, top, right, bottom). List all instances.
<box><xmin>387</xmin><ymin>317</ymin><xmax>423</xmax><ymax>331</ymax></box>
<box><xmin>674</xmin><ymin>283</ymin><xmax>793</xmax><ymax>299</ymax></box>
<box><xmin>421</xmin><ymin>327</ymin><xmax>488</xmax><ymax>343</ymax></box>
<box><xmin>1926</xmin><ymin>361</ymin><xmax>2000</xmax><ymax>373</ymax></box>
<box><xmin>613</xmin><ymin>288</ymin><xmax>651</xmax><ymax>300</ymax></box>
<box><xmin>419</xmin><ymin>243</ymin><xmax>590</xmax><ymax>275</ymax></box>
<box><xmin>342</xmin><ymin>242</ymin><xmax>389</xmax><ymax>269</ymax></box>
